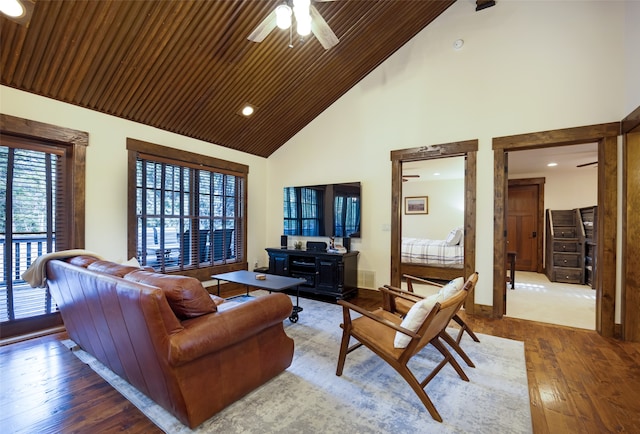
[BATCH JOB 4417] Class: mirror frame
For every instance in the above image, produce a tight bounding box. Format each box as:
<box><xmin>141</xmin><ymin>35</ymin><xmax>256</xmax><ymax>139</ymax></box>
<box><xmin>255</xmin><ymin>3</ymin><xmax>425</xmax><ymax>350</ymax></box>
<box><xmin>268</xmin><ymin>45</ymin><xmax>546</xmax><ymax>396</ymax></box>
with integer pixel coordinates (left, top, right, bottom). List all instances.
<box><xmin>390</xmin><ymin>140</ymin><xmax>478</xmax><ymax>314</ymax></box>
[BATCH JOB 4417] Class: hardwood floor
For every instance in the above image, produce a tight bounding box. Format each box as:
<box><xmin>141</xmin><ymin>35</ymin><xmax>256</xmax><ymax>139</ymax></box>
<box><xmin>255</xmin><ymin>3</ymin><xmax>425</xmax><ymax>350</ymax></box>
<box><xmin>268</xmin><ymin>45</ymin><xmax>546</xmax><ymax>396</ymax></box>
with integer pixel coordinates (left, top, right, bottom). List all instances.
<box><xmin>2</xmin><ymin>287</ymin><xmax>639</xmax><ymax>433</ymax></box>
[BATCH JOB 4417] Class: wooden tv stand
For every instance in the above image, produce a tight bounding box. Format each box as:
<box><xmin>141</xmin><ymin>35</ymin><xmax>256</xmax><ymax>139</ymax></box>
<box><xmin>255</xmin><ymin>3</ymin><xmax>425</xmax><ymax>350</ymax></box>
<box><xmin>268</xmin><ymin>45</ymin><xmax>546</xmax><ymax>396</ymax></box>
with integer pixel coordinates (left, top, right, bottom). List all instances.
<box><xmin>266</xmin><ymin>248</ymin><xmax>359</xmax><ymax>300</ymax></box>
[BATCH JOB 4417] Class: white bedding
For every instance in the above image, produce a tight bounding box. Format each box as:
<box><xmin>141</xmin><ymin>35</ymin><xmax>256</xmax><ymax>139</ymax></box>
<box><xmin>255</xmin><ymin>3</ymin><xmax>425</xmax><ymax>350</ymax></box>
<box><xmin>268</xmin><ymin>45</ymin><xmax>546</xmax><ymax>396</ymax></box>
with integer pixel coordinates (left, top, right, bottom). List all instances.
<box><xmin>401</xmin><ymin>237</ymin><xmax>463</xmax><ymax>268</ymax></box>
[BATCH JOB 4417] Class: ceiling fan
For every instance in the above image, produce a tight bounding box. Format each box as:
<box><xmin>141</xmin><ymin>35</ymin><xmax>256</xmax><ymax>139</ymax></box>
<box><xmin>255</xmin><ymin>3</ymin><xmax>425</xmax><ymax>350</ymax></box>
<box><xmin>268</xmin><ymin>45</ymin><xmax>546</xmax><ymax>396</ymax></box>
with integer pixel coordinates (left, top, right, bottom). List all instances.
<box><xmin>577</xmin><ymin>161</ymin><xmax>598</xmax><ymax>168</ymax></box>
<box><xmin>402</xmin><ymin>174</ymin><xmax>420</xmax><ymax>182</ymax></box>
<box><xmin>248</xmin><ymin>0</ymin><xmax>339</xmax><ymax>50</ymax></box>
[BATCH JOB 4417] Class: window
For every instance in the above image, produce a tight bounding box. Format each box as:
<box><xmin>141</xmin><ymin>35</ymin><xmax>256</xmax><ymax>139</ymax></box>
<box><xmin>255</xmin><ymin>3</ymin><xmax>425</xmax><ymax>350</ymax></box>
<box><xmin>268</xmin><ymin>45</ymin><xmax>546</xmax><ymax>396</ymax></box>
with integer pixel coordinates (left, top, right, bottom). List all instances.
<box><xmin>0</xmin><ymin>114</ymin><xmax>87</xmax><ymax>338</ymax></box>
<box><xmin>283</xmin><ymin>187</ymin><xmax>323</xmax><ymax>236</ymax></box>
<box><xmin>128</xmin><ymin>139</ymin><xmax>248</xmax><ymax>280</ymax></box>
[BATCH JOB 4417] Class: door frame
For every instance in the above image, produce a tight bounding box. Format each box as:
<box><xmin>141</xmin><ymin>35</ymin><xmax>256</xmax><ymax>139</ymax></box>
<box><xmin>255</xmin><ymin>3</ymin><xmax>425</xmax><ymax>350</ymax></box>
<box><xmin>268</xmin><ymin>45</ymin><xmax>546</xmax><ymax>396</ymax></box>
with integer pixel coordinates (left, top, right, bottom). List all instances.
<box><xmin>390</xmin><ymin>140</ymin><xmax>478</xmax><ymax>313</ymax></box>
<box><xmin>493</xmin><ymin>122</ymin><xmax>619</xmax><ymax>337</ymax></box>
<box><xmin>507</xmin><ymin>178</ymin><xmax>545</xmax><ymax>274</ymax></box>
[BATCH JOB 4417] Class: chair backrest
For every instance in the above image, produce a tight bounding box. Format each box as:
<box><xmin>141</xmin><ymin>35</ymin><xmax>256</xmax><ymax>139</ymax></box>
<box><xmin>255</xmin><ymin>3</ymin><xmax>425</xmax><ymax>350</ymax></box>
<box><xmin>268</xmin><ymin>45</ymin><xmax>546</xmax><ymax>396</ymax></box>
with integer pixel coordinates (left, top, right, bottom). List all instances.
<box><xmin>212</xmin><ymin>229</ymin><xmax>234</xmax><ymax>261</ymax></box>
<box><xmin>405</xmin><ymin>289</ymin><xmax>468</xmax><ymax>356</ymax></box>
<box><xmin>404</xmin><ymin>271</ymin><xmax>478</xmax><ymax>357</ymax></box>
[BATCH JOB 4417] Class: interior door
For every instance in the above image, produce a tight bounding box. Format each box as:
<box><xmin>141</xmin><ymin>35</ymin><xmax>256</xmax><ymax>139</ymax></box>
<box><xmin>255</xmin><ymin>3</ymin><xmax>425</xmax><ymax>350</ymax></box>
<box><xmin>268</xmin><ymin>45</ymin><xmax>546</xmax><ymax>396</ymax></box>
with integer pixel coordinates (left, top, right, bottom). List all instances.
<box><xmin>507</xmin><ymin>184</ymin><xmax>539</xmax><ymax>272</ymax></box>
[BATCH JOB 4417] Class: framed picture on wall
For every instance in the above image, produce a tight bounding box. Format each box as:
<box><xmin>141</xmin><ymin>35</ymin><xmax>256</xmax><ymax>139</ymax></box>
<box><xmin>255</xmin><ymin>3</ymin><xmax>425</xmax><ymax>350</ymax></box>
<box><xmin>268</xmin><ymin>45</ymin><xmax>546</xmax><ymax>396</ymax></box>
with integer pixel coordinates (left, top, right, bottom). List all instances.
<box><xmin>405</xmin><ymin>196</ymin><xmax>428</xmax><ymax>214</ymax></box>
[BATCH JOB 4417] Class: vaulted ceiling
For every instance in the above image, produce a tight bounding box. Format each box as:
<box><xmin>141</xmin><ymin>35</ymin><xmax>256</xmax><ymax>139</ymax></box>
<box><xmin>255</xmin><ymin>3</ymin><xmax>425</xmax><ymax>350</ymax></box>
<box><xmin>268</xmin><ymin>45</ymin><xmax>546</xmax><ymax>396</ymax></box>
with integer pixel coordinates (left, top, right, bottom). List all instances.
<box><xmin>1</xmin><ymin>0</ymin><xmax>462</xmax><ymax>157</ymax></box>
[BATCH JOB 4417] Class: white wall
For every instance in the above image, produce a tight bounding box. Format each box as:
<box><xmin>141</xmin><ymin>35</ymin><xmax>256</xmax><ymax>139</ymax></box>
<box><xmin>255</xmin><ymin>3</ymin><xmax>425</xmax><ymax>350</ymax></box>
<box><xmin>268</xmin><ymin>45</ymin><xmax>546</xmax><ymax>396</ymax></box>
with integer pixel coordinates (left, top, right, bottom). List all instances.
<box><xmin>511</xmin><ymin>170</ymin><xmax>598</xmax><ymax>211</ymax></box>
<box><xmin>267</xmin><ymin>0</ymin><xmax>635</xmax><ymax>307</ymax></box>
<box><xmin>402</xmin><ymin>178</ymin><xmax>464</xmax><ymax>240</ymax></box>
<box><xmin>0</xmin><ymin>87</ymin><xmax>269</xmax><ymax>270</ymax></box>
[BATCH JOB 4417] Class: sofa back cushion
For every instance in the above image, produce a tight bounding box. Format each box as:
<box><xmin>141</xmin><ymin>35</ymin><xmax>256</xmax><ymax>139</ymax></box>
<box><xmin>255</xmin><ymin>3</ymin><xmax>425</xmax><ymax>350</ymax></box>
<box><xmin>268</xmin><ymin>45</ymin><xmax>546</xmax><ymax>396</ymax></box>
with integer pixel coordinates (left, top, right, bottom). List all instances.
<box><xmin>88</xmin><ymin>260</ymin><xmax>141</xmax><ymax>277</ymax></box>
<box><xmin>124</xmin><ymin>270</ymin><xmax>217</xmax><ymax>319</ymax></box>
<box><xmin>66</xmin><ymin>255</ymin><xmax>101</xmax><ymax>268</ymax></box>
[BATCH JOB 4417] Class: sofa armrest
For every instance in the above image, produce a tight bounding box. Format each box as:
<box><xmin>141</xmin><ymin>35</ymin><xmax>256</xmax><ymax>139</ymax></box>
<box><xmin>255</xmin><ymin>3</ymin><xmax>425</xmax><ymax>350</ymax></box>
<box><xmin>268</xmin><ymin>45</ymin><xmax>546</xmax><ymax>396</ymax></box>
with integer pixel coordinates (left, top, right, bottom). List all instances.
<box><xmin>167</xmin><ymin>293</ymin><xmax>292</xmax><ymax>366</ymax></box>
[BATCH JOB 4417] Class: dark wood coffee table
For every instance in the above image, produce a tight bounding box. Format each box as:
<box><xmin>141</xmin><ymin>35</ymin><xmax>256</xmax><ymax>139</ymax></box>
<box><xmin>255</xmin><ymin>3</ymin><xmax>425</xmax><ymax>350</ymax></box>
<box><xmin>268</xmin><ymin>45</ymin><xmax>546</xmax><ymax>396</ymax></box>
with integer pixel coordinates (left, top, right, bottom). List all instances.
<box><xmin>211</xmin><ymin>270</ymin><xmax>306</xmax><ymax>322</ymax></box>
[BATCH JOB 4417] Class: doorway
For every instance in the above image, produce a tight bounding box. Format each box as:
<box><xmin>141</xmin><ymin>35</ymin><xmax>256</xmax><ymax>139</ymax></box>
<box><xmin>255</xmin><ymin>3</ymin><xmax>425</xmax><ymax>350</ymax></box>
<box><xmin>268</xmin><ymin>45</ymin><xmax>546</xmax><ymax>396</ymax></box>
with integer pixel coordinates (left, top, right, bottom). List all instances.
<box><xmin>507</xmin><ymin>179</ymin><xmax>544</xmax><ymax>273</ymax></box>
<box><xmin>493</xmin><ymin>122</ymin><xmax>619</xmax><ymax>337</ymax></box>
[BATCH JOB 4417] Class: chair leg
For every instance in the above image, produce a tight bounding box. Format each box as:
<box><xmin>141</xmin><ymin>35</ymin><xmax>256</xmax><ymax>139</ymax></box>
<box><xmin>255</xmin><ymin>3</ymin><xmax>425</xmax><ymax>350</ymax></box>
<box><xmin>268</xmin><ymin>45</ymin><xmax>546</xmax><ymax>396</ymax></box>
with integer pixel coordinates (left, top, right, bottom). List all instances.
<box><xmin>452</xmin><ymin>314</ymin><xmax>480</xmax><ymax>343</ymax></box>
<box><xmin>440</xmin><ymin>330</ymin><xmax>475</xmax><ymax>368</ymax></box>
<box><xmin>430</xmin><ymin>338</ymin><xmax>469</xmax><ymax>382</ymax></box>
<box><xmin>394</xmin><ymin>364</ymin><xmax>443</xmax><ymax>423</ymax></box>
<box><xmin>336</xmin><ymin>326</ymin><xmax>351</xmax><ymax>376</ymax></box>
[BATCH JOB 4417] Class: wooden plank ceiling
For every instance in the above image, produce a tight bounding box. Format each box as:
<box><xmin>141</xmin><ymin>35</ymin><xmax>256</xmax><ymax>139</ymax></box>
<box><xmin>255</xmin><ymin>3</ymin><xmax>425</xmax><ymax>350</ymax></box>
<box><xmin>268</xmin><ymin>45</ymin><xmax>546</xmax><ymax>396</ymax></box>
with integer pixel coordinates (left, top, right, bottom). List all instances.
<box><xmin>1</xmin><ymin>0</ymin><xmax>456</xmax><ymax>157</ymax></box>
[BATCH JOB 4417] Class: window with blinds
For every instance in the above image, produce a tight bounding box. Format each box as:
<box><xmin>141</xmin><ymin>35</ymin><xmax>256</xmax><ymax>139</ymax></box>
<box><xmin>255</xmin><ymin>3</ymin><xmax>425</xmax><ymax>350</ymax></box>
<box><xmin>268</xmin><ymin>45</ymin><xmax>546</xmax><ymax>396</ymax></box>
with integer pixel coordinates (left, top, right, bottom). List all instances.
<box><xmin>1</xmin><ymin>140</ymin><xmax>69</xmax><ymax>322</ymax></box>
<box><xmin>129</xmin><ymin>139</ymin><xmax>247</xmax><ymax>277</ymax></box>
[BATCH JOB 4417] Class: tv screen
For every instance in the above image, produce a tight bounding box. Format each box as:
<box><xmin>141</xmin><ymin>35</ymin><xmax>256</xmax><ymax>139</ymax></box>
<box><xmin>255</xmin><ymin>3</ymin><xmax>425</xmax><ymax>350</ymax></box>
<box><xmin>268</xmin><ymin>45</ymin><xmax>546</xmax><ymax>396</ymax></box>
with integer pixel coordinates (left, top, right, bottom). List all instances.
<box><xmin>283</xmin><ymin>182</ymin><xmax>361</xmax><ymax>238</ymax></box>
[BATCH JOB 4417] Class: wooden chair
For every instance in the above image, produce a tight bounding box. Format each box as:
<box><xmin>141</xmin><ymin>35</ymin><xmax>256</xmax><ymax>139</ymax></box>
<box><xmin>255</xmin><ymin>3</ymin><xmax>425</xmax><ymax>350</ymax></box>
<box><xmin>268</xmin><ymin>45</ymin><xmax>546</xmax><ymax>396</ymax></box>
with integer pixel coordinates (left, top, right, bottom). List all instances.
<box><xmin>336</xmin><ymin>288</ymin><xmax>470</xmax><ymax>422</ymax></box>
<box><xmin>381</xmin><ymin>273</ymin><xmax>479</xmax><ymax>368</ymax></box>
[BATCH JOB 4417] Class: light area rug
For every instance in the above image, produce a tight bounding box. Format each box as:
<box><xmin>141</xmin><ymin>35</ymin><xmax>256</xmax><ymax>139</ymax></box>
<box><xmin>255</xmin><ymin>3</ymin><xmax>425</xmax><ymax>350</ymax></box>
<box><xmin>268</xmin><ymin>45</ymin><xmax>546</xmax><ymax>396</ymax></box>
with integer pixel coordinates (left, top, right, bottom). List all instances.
<box><xmin>62</xmin><ymin>291</ymin><xmax>532</xmax><ymax>433</ymax></box>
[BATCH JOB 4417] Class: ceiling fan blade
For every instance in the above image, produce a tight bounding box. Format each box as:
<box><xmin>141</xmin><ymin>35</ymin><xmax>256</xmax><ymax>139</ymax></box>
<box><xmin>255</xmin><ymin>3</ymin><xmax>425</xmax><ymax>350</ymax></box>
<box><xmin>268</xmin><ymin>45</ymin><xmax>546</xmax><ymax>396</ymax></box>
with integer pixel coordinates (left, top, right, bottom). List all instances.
<box><xmin>247</xmin><ymin>10</ymin><xmax>277</xmax><ymax>43</ymax></box>
<box><xmin>402</xmin><ymin>174</ymin><xmax>420</xmax><ymax>178</ymax></box>
<box><xmin>577</xmin><ymin>161</ymin><xmax>598</xmax><ymax>168</ymax></box>
<box><xmin>310</xmin><ymin>5</ymin><xmax>339</xmax><ymax>49</ymax></box>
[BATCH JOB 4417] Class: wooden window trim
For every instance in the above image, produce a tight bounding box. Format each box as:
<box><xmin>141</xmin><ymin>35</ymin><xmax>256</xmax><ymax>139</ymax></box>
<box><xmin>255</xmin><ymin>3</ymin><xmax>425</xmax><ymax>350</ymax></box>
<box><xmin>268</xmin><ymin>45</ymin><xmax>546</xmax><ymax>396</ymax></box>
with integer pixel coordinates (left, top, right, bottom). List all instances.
<box><xmin>126</xmin><ymin>138</ymin><xmax>248</xmax><ymax>281</ymax></box>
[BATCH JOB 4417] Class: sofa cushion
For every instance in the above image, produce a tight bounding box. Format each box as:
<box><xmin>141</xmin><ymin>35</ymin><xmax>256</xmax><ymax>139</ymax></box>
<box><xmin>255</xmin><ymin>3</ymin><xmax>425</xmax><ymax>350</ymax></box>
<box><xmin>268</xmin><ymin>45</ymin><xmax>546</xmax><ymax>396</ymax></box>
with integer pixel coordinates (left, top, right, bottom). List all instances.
<box><xmin>88</xmin><ymin>260</ymin><xmax>141</xmax><ymax>277</ymax></box>
<box><xmin>66</xmin><ymin>255</ymin><xmax>100</xmax><ymax>268</ymax></box>
<box><xmin>124</xmin><ymin>270</ymin><xmax>217</xmax><ymax>319</ymax></box>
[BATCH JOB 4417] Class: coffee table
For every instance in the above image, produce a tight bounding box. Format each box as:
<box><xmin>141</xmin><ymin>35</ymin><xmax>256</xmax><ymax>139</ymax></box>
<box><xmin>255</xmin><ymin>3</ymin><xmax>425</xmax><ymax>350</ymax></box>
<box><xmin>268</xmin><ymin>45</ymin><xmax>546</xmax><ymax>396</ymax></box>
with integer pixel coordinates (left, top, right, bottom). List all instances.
<box><xmin>211</xmin><ymin>270</ymin><xmax>306</xmax><ymax>322</ymax></box>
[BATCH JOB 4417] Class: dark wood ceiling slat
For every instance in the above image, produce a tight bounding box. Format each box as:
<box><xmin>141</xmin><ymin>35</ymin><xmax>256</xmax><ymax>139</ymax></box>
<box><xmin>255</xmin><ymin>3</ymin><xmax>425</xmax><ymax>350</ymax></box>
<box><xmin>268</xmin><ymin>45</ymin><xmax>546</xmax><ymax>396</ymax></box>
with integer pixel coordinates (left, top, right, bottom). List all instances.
<box><xmin>93</xmin><ymin>0</ymin><xmax>158</xmax><ymax>110</ymax></box>
<box><xmin>49</xmin><ymin>1</ymin><xmax>92</xmax><ymax>96</ymax></box>
<box><xmin>147</xmin><ymin>2</ymin><xmax>246</xmax><ymax>127</ymax></box>
<box><xmin>63</xmin><ymin>0</ymin><xmax>121</xmax><ymax>103</ymax></box>
<box><xmin>0</xmin><ymin>20</ymin><xmax>26</xmax><ymax>84</ymax></box>
<box><xmin>81</xmin><ymin>1</ymin><xmax>141</xmax><ymax>108</ymax></box>
<box><xmin>126</xmin><ymin>1</ymin><xmax>215</xmax><ymax>122</ymax></box>
<box><xmin>0</xmin><ymin>0</ymin><xmax>456</xmax><ymax>158</ymax></box>
<box><xmin>35</xmin><ymin>1</ymin><xmax>81</xmax><ymax>95</ymax></box>
<box><xmin>13</xmin><ymin>0</ymin><xmax>63</xmax><ymax>91</ymax></box>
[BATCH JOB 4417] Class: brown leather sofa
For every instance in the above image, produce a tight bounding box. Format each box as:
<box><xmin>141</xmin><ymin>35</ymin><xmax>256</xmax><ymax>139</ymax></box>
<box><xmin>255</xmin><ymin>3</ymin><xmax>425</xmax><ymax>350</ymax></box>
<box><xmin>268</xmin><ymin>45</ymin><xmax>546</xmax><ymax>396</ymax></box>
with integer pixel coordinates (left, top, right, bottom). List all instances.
<box><xmin>46</xmin><ymin>255</ymin><xmax>295</xmax><ymax>429</ymax></box>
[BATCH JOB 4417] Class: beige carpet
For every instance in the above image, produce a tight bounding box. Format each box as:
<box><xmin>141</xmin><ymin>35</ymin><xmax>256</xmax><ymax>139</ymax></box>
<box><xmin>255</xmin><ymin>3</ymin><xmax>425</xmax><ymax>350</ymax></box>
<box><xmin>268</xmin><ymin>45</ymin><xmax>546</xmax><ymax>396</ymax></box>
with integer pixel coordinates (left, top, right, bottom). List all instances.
<box><xmin>404</xmin><ymin>272</ymin><xmax>596</xmax><ymax>330</ymax></box>
<box><xmin>505</xmin><ymin>271</ymin><xmax>595</xmax><ymax>330</ymax></box>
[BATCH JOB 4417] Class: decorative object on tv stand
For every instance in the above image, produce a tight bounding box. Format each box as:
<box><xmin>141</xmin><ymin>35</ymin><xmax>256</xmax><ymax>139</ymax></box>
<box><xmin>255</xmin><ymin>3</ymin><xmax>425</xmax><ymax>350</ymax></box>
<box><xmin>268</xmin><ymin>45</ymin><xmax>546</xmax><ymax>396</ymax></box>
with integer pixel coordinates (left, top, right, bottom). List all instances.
<box><xmin>343</xmin><ymin>236</ymin><xmax>351</xmax><ymax>252</ymax></box>
<box><xmin>405</xmin><ymin>196</ymin><xmax>428</xmax><ymax>215</ymax></box>
<box><xmin>294</xmin><ymin>241</ymin><xmax>303</xmax><ymax>250</ymax></box>
<box><xmin>281</xmin><ymin>235</ymin><xmax>288</xmax><ymax>248</ymax></box>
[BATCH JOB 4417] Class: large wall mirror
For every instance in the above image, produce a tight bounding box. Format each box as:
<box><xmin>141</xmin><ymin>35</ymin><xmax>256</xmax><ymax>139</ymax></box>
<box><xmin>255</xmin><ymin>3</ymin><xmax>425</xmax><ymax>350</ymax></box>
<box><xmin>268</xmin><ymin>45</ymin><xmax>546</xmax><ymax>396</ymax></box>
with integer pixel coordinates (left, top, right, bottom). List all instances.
<box><xmin>390</xmin><ymin>140</ymin><xmax>478</xmax><ymax>314</ymax></box>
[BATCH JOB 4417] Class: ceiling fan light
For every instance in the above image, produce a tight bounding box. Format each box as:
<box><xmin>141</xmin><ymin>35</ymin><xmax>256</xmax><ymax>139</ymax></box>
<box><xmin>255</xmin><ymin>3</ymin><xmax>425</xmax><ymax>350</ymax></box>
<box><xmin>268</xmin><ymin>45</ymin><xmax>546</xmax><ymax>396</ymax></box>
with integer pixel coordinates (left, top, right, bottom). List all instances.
<box><xmin>275</xmin><ymin>4</ymin><xmax>292</xmax><ymax>30</ymax></box>
<box><xmin>296</xmin><ymin>14</ymin><xmax>312</xmax><ymax>36</ymax></box>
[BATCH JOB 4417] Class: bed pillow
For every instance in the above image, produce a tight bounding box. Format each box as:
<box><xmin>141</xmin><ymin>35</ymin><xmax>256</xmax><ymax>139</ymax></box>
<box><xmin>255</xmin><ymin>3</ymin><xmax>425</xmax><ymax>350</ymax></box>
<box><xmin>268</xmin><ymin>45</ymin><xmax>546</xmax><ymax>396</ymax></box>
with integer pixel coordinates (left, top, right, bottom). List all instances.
<box><xmin>439</xmin><ymin>277</ymin><xmax>465</xmax><ymax>299</ymax></box>
<box><xmin>394</xmin><ymin>293</ymin><xmax>439</xmax><ymax>349</ymax></box>
<box><xmin>445</xmin><ymin>227</ymin><xmax>463</xmax><ymax>246</ymax></box>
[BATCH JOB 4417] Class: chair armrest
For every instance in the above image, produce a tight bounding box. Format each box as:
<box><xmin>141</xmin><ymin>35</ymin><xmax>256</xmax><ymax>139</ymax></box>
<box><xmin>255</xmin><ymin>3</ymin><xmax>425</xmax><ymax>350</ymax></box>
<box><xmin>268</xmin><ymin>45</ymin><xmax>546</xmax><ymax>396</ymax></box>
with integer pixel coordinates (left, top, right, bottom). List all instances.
<box><xmin>337</xmin><ymin>300</ymin><xmax>418</xmax><ymax>338</ymax></box>
<box><xmin>403</xmin><ymin>274</ymin><xmax>444</xmax><ymax>288</ymax></box>
<box><xmin>380</xmin><ymin>285</ymin><xmax>426</xmax><ymax>302</ymax></box>
<box><xmin>167</xmin><ymin>293</ymin><xmax>292</xmax><ymax>366</ymax></box>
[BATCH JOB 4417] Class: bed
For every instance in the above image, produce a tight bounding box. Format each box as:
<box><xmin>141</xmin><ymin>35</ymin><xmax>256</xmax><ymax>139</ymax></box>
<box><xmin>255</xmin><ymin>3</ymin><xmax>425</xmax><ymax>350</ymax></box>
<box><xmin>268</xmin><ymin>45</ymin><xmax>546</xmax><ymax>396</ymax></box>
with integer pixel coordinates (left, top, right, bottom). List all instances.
<box><xmin>400</xmin><ymin>227</ymin><xmax>465</xmax><ymax>281</ymax></box>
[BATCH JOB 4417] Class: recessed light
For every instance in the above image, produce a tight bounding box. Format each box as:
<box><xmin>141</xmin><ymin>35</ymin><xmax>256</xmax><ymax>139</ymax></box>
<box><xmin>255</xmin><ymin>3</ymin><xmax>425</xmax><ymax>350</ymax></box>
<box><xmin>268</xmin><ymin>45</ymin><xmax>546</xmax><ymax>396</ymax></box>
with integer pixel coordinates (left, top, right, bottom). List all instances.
<box><xmin>238</xmin><ymin>103</ymin><xmax>257</xmax><ymax>117</ymax></box>
<box><xmin>433</xmin><ymin>172</ymin><xmax>441</xmax><ymax>176</ymax></box>
<box><xmin>0</xmin><ymin>0</ymin><xmax>25</xmax><ymax>18</ymax></box>
<box><xmin>547</xmin><ymin>162</ymin><xmax>558</xmax><ymax>167</ymax></box>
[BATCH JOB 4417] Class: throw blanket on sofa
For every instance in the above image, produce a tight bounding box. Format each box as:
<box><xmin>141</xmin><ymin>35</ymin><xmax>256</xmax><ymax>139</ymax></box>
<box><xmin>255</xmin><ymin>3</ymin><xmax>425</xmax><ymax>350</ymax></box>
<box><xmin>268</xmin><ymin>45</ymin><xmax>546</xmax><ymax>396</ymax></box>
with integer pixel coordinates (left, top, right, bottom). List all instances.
<box><xmin>22</xmin><ymin>249</ymin><xmax>104</xmax><ymax>288</ymax></box>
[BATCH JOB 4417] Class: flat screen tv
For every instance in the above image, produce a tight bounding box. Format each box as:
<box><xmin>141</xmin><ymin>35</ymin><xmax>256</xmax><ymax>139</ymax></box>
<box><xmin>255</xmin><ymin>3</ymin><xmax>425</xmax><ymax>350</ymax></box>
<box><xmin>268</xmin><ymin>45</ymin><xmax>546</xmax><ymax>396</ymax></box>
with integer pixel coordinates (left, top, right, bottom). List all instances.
<box><xmin>283</xmin><ymin>182</ymin><xmax>361</xmax><ymax>238</ymax></box>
